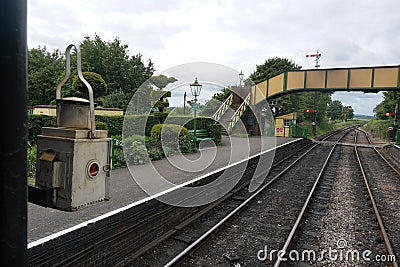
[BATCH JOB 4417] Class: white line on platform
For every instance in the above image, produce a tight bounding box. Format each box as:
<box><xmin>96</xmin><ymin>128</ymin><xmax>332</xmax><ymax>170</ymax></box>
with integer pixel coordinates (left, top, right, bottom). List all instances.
<box><xmin>28</xmin><ymin>138</ymin><xmax>302</xmax><ymax>249</ymax></box>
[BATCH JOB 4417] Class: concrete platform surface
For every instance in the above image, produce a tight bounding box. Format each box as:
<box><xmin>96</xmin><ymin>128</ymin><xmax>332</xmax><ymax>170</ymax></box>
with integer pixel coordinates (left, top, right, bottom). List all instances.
<box><xmin>28</xmin><ymin>136</ymin><xmax>298</xmax><ymax>242</ymax></box>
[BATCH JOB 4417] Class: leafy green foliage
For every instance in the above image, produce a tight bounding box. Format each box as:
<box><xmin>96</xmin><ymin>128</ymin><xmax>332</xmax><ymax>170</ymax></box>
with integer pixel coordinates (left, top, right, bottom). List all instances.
<box><xmin>80</xmin><ymin>34</ymin><xmax>154</xmax><ymax>95</ymax></box>
<box><xmin>201</xmin><ymin>98</ymin><xmax>222</xmax><ymax>117</ymax></box>
<box><xmin>212</xmin><ymin>88</ymin><xmax>231</xmax><ymax>102</ymax></box>
<box><xmin>150</xmin><ymin>124</ymin><xmax>189</xmax><ymax>142</ymax></box>
<box><xmin>149</xmin><ymin>75</ymin><xmax>177</xmax><ymax>90</ymax></box>
<box><xmin>126</xmin><ymin>141</ymin><xmax>150</xmax><ymax>165</ymax></box>
<box><xmin>72</xmin><ymin>71</ymin><xmax>107</xmax><ymax>99</ymax></box>
<box><xmin>28</xmin><ymin>115</ymin><xmax>57</xmax><ymax>144</ymax></box>
<box><xmin>28</xmin><ymin>34</ymin><xmax>155</xmax><ymax>107</ymax></box>
<box><xmin>28</xmin><ymin>144</ymin><xmax>37</xmax><ymax>183</ymax></box>
<box><xmin>95</xmin><ymin>121</ymin><xmax>108</xmax><ymax>130</ymax></box>
<box><xmin>250</xmin><ymin>57</ymin><xmax>301</xmax><ymax>84</ymax></box>
<box><xmin>363</xmin><ymin>119</ymin><xmax>394</xmax><ymax>140</ymax></box>
<box><xmin>342</xmin><ymin>106</ymin><xmax>354</xmax><ymax>121</ymax></box>
<box><xmin>208</xmin><ymin>123</ymin><xmax>222</xmax><ymax>145</ymax></box>
<box><xmin>249</xmin><ymin>57</ymin><xmax>335</xmax><ymax>124</ymax></box>
<box><xmin>374</xmin><ymin>92</ymin><xmax>399</xmax><ymax>119</ymax></box>
<box><xmin>327</xmin><ymin>100</ymin><xmax>354</xmax><ymax>121</ymax></box>
<box><xmin>103</xmin><ymin>90</ymin><xmax>129</xmax><ymax>109</ymax></box>
<box><xmin>151</xmin><ymin>124</ymin><xmax>192</xmax><ymax>156</ymax></box>
<box><xmin>28</xmin><ymin>46</ymin><xmax>65</xmax><ymax>106</ymax></box>
<box><xmin>152</xmin><ymin>100</ymin><xmax>170</xmax><ymax>109</ymax></box>
<box><xmin>327</xmin><ymin>100</ymin><xmax>343</xmax><ymax>120</ymax></box>
<box><xmin>147</xmin><ymin>75</ymin><xmax>175</xmax><ymax>112</ymax></box>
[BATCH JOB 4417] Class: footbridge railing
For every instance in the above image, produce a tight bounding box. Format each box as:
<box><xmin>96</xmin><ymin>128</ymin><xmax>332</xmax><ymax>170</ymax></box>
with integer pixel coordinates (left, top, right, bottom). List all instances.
<box><xmin>212</xmin><ymin>93</ymin><xmax>233</xmax><ymax>121</ymax></box>
<box><xmin>227</xmin><ymin>93</ymin><xmax>251</xmax><ymax>134</ymax></box>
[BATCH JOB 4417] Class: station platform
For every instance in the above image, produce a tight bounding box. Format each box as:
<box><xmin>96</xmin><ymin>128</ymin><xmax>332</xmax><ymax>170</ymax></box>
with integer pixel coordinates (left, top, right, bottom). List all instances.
<box><xmin>28</xmin><ymin>136</ymin><xmax>298</xmax><ymax>243</ymax></box>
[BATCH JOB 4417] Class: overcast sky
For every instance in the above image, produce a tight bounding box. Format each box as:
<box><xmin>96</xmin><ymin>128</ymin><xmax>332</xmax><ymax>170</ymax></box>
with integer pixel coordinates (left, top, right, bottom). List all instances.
<box><xmin>28</xmin><ymin>0</ymin><xmax>400</xmax><ymax>115</ymax></box>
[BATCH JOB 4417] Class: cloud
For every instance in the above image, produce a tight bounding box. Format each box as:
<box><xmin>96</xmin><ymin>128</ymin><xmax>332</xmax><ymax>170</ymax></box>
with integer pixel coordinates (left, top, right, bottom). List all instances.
<box><xmin>332</xmin><ymin>92</ymin><xmax>383</xmax><ymax>115</ymax></box>
<box><xmin>28</xmin><ymin>0</ymin><xmax>400</xmax><ymax>115</ymax></box>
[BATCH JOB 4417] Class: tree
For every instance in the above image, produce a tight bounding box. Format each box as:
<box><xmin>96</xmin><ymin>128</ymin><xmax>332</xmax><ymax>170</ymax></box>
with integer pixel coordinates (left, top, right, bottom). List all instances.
<box><xmin>250</xmin><ymin>57</ymin><xmax>332</xmax><ymax>124</ymax></box>
<box><xmin>79</xmin><ymin>34</ymin><xmax>154</xmax><ymax>95</ymax></box>
<box><xmin>250</xmin><ymin>57</ymin><xmax>305</xmax><ymax>118</ymax></box>
<box><xmin>148</xmin><ymin>75</ymin><xmax>176</xmax><ymax>112</ymax></box>
<box><xmin>28</xmin><ymin>46</ymin><xmax>65</xmax><ymax>105</ymax></box>
<box><xmin>374</xmin><ymin>92</ymin><xmax>399</xmax><ymax>120</ymax></box>
<box><xmin>212</xmin><ymin>88</ymin><xmax>231</xmax><ymax>102</ymax></box>
<box><xmin>200</xmin><ymin>98</ymin><xmax>221</xmax><ymax>116</ymax></box>
<box><xmin>149</xmin><ymin>75</ymin><xmax>177</xmax><ymax>90</ymax></box>
<box><xmin>327</xmin><ymin>100</ymin><xmax>344</xmax><ymax>120</ymax></box>
<box><xmin>103</xmin><ymin>90</ymin><xmax>129</xmax><ymax>109</ymax></box>
<box><xmin>250</xmin><ymin>57</ymin><xmax>301</xmax><ymax>84</ymax></box>
<box><xmin>72</xmin><ymin>71</ymin><xmax>108</xmax><ymax>99</ymax></box>
<box><xmin>342</xmin><ymin>106</ymin><xmax>354</xmax><ymax>121</ymax></box>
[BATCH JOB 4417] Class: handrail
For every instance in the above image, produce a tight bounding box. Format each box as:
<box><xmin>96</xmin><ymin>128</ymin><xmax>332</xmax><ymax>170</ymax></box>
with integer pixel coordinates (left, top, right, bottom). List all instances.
<box><xmin>227</xmin><ymin>93</ymin><xmax>251</xmax><ymax>134</ymax></box>
<box><xmin>212</xmin><ymin>93</ymin><xmax>233</xmax><ymax>121</ymax></box>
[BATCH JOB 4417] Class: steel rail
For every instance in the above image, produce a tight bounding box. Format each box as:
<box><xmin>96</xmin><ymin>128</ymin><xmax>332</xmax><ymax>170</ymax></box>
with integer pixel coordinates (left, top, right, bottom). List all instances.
<box><xmin>164</xmin><ymin>128</ymin><xmax>352</xmax><ymax>267</ymax></box>
<box><xmin>355</xmin><ymin>130</ymin><xmax>398</xmax><ymax>267</ymax></box>
<box><xmin>359</xmin><ymin>128</ymin><xmax>400</xmax><ymax>177</ymax></box>
<box><xmin>273</xmin><ymin>128</ymin><xmax>352</xmax><ymax>267</ymax></box>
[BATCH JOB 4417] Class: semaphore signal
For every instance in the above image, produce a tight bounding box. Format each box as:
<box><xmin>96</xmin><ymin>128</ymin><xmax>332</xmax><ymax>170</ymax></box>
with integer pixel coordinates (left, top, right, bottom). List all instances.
<box><xmin>306</xmin><ymin>50</ymin><xmax>322</xmax><ymax>68</ymax></box>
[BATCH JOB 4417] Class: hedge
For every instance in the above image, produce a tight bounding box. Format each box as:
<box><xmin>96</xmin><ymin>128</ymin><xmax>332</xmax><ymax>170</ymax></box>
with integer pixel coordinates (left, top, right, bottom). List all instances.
<box><xmin>150</xmin><ymin>124</ymin><xmax>190</xmax><ymax>142</ymax></box>
<box><xmin>28</xmin><ymin>114</ymin><xmax>218</xmax><ymax>143</ymax></box>
<box><xmin>28</xmin><ymin>115</ymin><xmax>56</xmax><ymax>143</ymax></box>
<box><xmin>208</xmin><ymin>123</ymin><xmax>222</xmax><ymax>145</ymax></box>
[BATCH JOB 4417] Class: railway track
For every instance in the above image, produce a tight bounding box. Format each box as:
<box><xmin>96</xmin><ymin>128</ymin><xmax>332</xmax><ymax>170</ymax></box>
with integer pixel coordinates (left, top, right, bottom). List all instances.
<box><xmin>275</xmin><ymin>128</ymin><xmax>399</xmax><ymax>266</ymax></box>
<box><xmin>129</xmin><ymin>127</ymin><xmax>356</xmax><ymax>266</ymax></box>
<box><xmin>356</xmin><ymin>129</ymin><xmax>400</xmax><ymax>264</ymax></box>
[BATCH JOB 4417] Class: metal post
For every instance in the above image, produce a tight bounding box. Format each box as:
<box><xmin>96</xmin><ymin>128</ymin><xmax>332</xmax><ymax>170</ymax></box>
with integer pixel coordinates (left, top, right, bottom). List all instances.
<box><xmin>0</xmin><ymin>0</ymin><xmax>28</xmax><ymax>265</ymax></box>
<box><xmin>111</xmin><ymin>138</ymin><xmax>115</xmax><ymax>170</ymax></box>
<box><xmin>193</xmin><ymin>97</ymin><xmax>197</xmax><ymax>151</ymax></box>
<box><xmin>183</xmin><ymin>91</ymin><xmax>186</xmax><ymax>115</ymax></box>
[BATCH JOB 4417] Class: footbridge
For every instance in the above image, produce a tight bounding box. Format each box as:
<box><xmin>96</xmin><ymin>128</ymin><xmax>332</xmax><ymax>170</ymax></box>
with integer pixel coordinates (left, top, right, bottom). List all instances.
<box><xmin>250</xmin><ymin>65</ymin><xmax>400</xmax><ymax>104</ymax></box>
<box><xmin>214</xmin><ymin>65</ymin><xmax>400</xmax><ymax>135</ymax></box>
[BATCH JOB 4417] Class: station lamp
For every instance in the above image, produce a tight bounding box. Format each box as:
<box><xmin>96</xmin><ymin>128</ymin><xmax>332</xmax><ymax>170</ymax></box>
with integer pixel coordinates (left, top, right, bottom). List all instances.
<box><xmin>190</xmin><ymin>78</ymin><xmax>202</xmax><ymax>150</ymax></box>
<box><xmin>239</xmin><ymin>70</ymin><xmax>244</xmax><ymax>87</ymax></box>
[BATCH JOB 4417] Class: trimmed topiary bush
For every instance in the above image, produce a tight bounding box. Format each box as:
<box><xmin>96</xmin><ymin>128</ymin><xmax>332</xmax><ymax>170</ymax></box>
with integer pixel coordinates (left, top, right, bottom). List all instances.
<box><xmin>72</xmin><ymin>71</ymin><xmax>108</xmax><ymax>98</ymax></box>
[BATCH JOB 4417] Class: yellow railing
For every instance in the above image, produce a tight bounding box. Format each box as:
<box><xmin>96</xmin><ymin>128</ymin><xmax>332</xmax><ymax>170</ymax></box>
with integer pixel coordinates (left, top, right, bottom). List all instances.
<box><xmin>212</xmin><ymin>93</ymin><xmax>233</xmax><ymax>121</ymax></box>
<box><xmin>227</xmin><ymin>93</ymin><xmax>251</xmax><ymax>134</ymax></box>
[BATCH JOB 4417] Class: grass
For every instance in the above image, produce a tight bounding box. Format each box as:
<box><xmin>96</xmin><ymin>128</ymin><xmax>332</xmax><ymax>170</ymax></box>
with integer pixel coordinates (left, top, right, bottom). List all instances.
<box><xmin>311</xmin><ymin>119</ymin><xmax>367</xmax><ymax>138</ymax></box>
<box><xmin>363</xmin><ymin>118</ymin><xmax>396</xmax><ymax>140</ymax></box>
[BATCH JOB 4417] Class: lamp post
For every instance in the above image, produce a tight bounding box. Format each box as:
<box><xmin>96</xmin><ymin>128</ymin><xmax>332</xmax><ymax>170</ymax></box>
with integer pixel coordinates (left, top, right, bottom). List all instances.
<box><xmin>190</xmin><ymin>77</ymin><xmax>202</xmax><ymax>150</ymax></box>
<box><xmin>239</xmin><ymin>70</ymin><xmax>244</xmax><ymax>87</ymax></box>
<box><xmin>261</xmin><ymin>107</ymin><xmax>268</xmax><ymax>136</ymax></box>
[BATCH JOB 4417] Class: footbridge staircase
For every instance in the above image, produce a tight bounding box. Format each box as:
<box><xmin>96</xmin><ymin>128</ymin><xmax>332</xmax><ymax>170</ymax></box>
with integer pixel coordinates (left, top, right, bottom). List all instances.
<box><xmin>211</xmin><ymin>64</ymin><xmax>400</xmax><ymax>136</ymax></box>
<box><xmin>212</xmin><ymin>92</ymin><xmax>251</xmax><ymax>135</ymax></box>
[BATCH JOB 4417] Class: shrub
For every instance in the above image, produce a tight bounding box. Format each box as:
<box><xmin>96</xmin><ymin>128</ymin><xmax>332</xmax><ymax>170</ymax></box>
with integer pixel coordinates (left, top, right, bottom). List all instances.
<box><xmin>72</xmin><ymin>71</ymin><xmax>108</xmax><ymax>98</ymax></box>
<box><xmin>208</xmin><ymin>123</ymin><xmax>222</xmax><ymax>145</ymax></box>
<box><xmin>28</xmin><ymin>144</ymin><xmax>37</xmax><ymax>184</ymax></box>
<box><xmin>150</xmin><ymin>124</ymin><xmax>192</xmax><ymax>156</ymax></box>
<box><xmin>126</xmin><ymin>141</ymin><xmax>149</xmax><ymax>165</ymax></box>
<box><xmin>151</xmin><ymin>124</ymin><xmax>189</xmax><ymax>142</ymax></box>
<box><xmin>28</xmin><ymin>115</ymin><xmax>57</xmax><ymax>144</ymax></box>
<box><xmin>96</xmin><ymin>121</ymin><xmax>108</xmax><ymax>131</ymax></box>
